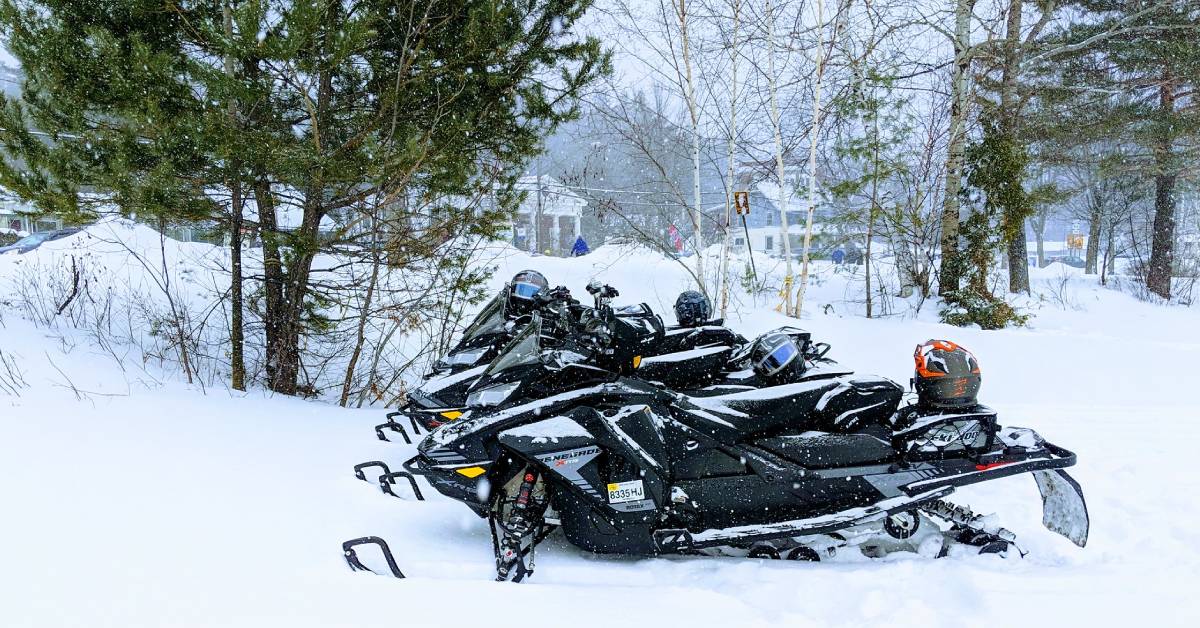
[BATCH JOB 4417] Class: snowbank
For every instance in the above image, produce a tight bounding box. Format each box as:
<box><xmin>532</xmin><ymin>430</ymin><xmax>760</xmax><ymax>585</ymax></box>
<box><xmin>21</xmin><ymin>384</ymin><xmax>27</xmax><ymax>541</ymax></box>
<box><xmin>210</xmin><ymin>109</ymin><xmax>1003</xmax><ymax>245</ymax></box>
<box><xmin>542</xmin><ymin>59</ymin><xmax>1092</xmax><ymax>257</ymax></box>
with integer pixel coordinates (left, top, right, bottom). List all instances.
<box><xmin>2</xmin><ymin>225</ymin><xmax>1200</xmax><ymax>627</ymax></box>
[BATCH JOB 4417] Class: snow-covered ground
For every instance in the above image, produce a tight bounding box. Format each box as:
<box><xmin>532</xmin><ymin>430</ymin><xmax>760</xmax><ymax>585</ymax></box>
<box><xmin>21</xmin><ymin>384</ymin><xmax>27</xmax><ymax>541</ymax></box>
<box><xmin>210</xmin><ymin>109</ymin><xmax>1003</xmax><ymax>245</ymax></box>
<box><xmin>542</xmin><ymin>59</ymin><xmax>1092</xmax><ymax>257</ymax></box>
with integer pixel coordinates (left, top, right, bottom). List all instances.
<box><xmin>2</xmin><ymin>227</ymin><xmax>1199</xmax><ymax>627</ymax></box>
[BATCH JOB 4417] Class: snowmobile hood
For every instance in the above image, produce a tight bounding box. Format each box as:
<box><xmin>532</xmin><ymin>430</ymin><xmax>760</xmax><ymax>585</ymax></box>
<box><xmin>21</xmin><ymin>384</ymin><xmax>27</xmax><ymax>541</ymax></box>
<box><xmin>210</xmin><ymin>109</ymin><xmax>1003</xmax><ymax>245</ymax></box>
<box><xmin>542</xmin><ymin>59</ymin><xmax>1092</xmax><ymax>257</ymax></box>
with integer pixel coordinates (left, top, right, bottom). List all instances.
<box><xmin>422</xmin><ymin>382</ymin><xmax>647</xmax><ymax>450</ymax></box>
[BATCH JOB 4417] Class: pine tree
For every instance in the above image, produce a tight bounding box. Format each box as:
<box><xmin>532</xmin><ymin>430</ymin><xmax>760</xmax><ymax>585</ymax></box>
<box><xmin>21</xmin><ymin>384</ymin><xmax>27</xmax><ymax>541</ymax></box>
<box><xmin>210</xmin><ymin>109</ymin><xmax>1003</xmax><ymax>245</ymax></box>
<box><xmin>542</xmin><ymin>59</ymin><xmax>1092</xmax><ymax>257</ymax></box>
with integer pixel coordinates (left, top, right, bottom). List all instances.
<box><xmin>0</xmin><ymin>0</ymin><xmax>608</xmax><ymax>394</ymax></box>
<box><xmin>1040</xmin><ymin>1</ymin><xmax>1200</xmax><ymax>300</ymax></box>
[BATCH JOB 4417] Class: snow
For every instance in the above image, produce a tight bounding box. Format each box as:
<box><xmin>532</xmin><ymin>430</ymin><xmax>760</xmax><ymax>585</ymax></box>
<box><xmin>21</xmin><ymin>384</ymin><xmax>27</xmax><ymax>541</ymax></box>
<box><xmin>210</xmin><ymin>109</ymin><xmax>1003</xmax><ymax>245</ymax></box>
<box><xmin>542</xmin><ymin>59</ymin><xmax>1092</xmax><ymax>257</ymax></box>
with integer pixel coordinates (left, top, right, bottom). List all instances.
<box><xmin>639</xmin><ymin>344</ymin><xmax>730</xmax><ymax>363</ymax></box>
<box><xmin>2</xmin><ymin>229</ymin><xmax>1200</xmax><ymax>627</ymax></box>
<box><xmin>501</xmin><ymin>415</ymin><xmax>593</xmax><ymax>442</ymax></box>
<box><xmin>417</xmin><ymin>364</ymin><xmax>487</xmax><ymax>394</ymax></box>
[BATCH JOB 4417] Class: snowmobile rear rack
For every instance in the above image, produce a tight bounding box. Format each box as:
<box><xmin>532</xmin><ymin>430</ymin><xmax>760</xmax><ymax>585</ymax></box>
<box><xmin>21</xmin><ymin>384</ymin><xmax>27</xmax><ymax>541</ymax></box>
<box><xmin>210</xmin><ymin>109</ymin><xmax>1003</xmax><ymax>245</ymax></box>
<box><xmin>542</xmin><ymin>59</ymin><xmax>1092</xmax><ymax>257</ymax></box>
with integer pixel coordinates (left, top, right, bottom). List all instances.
<box><xmin>342</xmin><ymin>536</ymin><xmax>405</xmax><ymax>579</ymax></box>
<box><xmin>379</xmin><ymin>470</ymin><xmax>425</xmax><ymax>500</ymax></box>
<box><xmin>354</xmin><ymin>461</ymin><xmax>391</xmax><ymax>481</ymax></box>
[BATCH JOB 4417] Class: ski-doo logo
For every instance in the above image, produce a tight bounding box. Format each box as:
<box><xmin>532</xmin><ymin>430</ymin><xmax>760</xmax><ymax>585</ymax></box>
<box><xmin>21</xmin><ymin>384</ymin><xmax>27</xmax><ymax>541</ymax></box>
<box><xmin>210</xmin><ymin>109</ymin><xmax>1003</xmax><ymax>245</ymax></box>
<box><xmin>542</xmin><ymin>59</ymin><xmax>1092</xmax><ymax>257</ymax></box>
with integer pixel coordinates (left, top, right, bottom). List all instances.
<box><xmin>533</xmin><ymin>446</ymin><xmax>604</xmax><ymax>498</ymax></box>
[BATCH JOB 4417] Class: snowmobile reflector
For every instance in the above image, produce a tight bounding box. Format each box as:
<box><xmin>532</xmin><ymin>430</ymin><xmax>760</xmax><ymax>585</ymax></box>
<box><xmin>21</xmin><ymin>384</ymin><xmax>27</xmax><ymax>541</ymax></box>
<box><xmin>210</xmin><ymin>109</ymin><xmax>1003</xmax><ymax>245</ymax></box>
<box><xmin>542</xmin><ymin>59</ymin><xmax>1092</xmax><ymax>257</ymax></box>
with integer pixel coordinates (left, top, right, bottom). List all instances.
<box><xmin>455</xmin><ymin>466</ymin><xmax>487</xmax><ymax>479</ymax></box>
<box><xmin>440</xmin><ymin>411</ymin><xmax>464</xmax><ymax>421</ymax></box>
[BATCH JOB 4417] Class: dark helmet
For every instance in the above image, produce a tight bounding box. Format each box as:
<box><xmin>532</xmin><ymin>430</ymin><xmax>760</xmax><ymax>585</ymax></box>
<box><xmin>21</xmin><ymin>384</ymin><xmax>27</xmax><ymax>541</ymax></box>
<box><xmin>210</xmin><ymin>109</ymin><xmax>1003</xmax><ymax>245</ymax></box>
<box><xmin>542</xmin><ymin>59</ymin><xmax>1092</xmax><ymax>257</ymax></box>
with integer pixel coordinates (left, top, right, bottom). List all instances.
<box><xmin>913</xmin><ymin>339</ymin><xmax>981</xmax><ymax>409</ymax></box>
<box><xmin>674</xmin><ymin>290</ymin><xmax>711</xmax><ymax>327</ymax></box>
<box><xmin>750</xmin><ymin>332</ymin><xmax>802</xmax><ymax>380</ymax></box>
<box><xmin>506</xmin><ymin>270</ymin><xmax>548</xmax><ymax>316</ymax></box>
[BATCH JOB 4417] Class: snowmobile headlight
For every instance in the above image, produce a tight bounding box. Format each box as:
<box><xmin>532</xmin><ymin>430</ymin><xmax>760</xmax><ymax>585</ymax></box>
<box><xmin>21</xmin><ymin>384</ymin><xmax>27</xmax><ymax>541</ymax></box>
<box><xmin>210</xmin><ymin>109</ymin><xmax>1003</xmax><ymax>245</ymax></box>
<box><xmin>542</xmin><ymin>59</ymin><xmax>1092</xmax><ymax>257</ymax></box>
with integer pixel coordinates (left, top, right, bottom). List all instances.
<box><xmin>446</xmin><ymin>347</ymin><xmax>489</xmax><ymax>366</ymax></box>
<box><xmin>466</xmin><ymin>381</ymin><xmax>520</xmax><ymax>407</ymax></box>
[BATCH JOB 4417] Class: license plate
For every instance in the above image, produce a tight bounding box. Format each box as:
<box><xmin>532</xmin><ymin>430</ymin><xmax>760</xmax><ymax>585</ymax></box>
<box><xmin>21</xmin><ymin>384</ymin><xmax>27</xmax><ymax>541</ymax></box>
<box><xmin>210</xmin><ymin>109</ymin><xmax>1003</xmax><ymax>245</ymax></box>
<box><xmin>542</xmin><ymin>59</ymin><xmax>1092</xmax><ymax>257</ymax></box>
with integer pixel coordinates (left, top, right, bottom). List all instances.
<box><xmin>606</xmin><ymin>479</ymin><xmax>645</xmax><ymax>504</ymax></box>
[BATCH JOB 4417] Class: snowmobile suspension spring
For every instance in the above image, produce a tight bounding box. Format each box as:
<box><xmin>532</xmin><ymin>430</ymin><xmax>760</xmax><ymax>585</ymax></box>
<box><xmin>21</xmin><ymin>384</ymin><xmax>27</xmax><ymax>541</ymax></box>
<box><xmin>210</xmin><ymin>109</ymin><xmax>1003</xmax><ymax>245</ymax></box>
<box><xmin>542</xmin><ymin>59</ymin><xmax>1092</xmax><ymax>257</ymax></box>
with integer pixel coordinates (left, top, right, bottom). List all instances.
<box><xmin>919</xmin><ymin>499</ymin><xmax>1016</xmax><ymax>543</ymax></box>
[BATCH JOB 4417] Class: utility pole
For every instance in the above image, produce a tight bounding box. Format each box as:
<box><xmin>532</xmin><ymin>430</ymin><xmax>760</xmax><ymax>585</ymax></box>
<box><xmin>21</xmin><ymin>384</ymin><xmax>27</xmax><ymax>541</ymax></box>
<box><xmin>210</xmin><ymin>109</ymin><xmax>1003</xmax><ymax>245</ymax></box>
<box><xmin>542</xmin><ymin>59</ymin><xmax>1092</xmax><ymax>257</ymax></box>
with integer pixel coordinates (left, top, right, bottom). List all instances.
<box><xmin>535</xmin><ymin>156</ymin><xmax>544</xmax><ymax>254</ymax></box>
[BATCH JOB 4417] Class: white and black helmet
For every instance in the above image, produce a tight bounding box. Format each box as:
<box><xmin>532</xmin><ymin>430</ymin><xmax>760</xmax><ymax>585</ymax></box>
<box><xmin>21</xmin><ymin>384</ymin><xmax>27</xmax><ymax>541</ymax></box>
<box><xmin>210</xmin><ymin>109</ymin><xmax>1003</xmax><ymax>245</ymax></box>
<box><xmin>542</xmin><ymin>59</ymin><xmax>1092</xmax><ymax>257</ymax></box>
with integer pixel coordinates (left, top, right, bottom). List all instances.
<box><xmin>674</xmin><ymin>290</ymin><xmax>711</xmax><ymax>327</ymax></box>
<box><xmin>750</xmin><ymin>332</ymin><xmax>801</xmax><ymax>379</ymax></box>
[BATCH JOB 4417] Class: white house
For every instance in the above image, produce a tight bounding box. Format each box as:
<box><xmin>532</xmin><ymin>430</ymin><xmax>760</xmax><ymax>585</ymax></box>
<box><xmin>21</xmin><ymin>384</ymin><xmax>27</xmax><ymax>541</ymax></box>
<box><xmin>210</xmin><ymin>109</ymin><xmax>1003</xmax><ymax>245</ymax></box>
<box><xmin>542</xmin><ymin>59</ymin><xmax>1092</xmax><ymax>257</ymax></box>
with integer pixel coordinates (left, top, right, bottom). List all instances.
<box><xmin>721</xmin><ymin>175</ymin><xmax>836</xmax><ymax>259</ymax></box>
<box><xmin>0</xmin><ymin>198</ymin><xmax>62</xmax><ymax>235</ymax></box>
<box><xmin>510</xmin><ymin>175</ymin><xmax>586</xmax><ymax>256</ymax></box>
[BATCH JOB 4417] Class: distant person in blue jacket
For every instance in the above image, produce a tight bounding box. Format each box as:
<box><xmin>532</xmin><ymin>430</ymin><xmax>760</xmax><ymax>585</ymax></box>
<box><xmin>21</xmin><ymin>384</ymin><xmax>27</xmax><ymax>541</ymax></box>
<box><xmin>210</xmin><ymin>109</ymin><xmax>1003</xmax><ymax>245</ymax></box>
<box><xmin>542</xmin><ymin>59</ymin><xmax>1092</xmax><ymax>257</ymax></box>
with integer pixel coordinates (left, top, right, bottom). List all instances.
<box><xmin>571</xmin><ymin>235</ymin><xmax>590</xmax><ymax>257</ymax></box>
<box><xmin>832</xmin><ymin>248</ymin><xmax>845</xmax><ymax>265</ymax></box>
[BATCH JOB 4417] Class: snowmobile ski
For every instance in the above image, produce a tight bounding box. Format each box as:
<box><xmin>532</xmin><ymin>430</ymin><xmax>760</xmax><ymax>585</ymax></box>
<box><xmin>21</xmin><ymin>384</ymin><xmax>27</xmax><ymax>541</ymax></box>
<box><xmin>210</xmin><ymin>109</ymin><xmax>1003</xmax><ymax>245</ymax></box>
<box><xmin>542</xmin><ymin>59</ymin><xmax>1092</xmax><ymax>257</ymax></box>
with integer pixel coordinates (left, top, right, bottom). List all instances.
<box><xmin>342</xmin><ymin>536</ymin><xmax>405</xmax><ymax>579</ymax></box>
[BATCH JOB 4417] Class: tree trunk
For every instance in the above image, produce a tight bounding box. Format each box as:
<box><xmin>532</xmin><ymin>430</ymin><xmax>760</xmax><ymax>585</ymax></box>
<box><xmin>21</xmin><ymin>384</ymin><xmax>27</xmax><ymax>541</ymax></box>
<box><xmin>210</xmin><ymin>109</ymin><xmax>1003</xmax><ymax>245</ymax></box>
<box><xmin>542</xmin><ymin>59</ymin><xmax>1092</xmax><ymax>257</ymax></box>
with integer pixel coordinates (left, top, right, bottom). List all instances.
<box><xmin>765</xmin><ymin>0</ymin><xmax>793</xmax><ymax>314</ymax></box>
<box><xmin>229</xmin><ymin>181</ymin><xmax>245</xmax><ymax>391</ymax></box>
<box><xmin>340</xmin><ymin>207</ymin><xmax>381</xmax><ymax>406</ymax></box>
<box><xmin>1147</xmin><ymin>72</ymin><xmax>1177</xmax><ymax>300</ymax></box>
<box><xmin>940</xmin><ymin>0</ymin><xmax>976</xmax><ymax>296</ymax></box>
<box><xmin>253</xmin><ymin>178</ymin><xmax>288</xmax><ymax>392</ymax></box>
<box><xmin>262</xmin><ymin>8</ymin><xmax>338</xmax><ymax>396</ymax></box>
<box><xmin>1101</xmin><ymin>223</ymin><xmax>1114</xmax><ymax>286</ymax></box>
<box><xmin>865</xmin><ymin>93</ymin><xmax>880</xmax><ymax>319</ymax></box>
<box><xmin>1148</xmin><ymin>171</ymin><xmax>1177</xmax><ymax>298</ymax></box>
<box><xmin>677</xmin><ymin>0</ymin><xmax>705</xmax><ymax>295</ymax></box>
<box><xmin>794</xmin><ymin>0</ymin><xmax>828</xmax><ymax>318</ymax></box>
<box><xmin>999</xmin><ymin>0</ymin><xmax>1029</xmax><ymax>293</ymax></box>
<box><xmin>1085</xmin><ymin>187</ymin><xmax>1102</xmax><ymax>275</ymax></box>
<box><xmin>224</xmin><ymin>2</ymin><xmax>245</xmax><ymax>392</ymax></box>
<box><xmin>718</xmin><ymin>0</ymin><xmax>741</xmax><ymax>318</ymax></box>
<box><xmin>1034</xmin><ymin>210</ymin><xmax>1046</xmax><ymax>268</ymax></box>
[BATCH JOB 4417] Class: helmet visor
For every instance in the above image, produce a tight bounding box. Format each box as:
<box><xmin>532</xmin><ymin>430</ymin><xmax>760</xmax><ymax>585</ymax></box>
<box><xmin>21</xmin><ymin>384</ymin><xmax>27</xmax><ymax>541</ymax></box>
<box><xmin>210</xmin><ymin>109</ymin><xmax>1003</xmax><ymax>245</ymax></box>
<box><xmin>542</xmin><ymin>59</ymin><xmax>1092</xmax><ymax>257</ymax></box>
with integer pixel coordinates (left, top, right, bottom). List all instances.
<box><xmin>759</xmin><ymin>341</ymin><xmax>799</xmax><ymax>375</ymax></box>
<box><xmin>512</xmin><ymin>281</ymin><xmax>543</xmax><ymax>300</ymax></box>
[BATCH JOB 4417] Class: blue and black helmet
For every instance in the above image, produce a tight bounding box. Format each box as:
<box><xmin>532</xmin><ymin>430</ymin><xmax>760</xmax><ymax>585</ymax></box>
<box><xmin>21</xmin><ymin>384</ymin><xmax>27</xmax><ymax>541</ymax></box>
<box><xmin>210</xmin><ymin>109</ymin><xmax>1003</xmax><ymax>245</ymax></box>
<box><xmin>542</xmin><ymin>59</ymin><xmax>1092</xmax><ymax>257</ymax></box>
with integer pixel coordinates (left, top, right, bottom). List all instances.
<box><xmin>510</xmin><ymin>270</ymin><xmax>548</xmax><ymax>301</ymax></box>
<box><xmin>751</xmin><ymin>332</ymin><xmax>801</xmax><ymax>379</ymax></box>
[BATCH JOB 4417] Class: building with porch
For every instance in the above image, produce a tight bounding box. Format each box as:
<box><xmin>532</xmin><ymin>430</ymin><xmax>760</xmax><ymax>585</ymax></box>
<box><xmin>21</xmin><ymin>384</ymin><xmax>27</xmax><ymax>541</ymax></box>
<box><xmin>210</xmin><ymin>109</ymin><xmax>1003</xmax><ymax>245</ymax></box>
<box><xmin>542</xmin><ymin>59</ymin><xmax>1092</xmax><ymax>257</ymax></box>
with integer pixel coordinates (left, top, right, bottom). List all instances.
<box><xmin>0</xmin><ymin>199</ymin><xmax>62</xmax><ymax>236</ymax></box>
<box><xmin>511</xmin><ymin>175</ymin><xmax>586</xmax><ymax>256</ymax></box>
<box><xmin>722</xmin><ymin>172</ymin><xmax>838</xmax><ymax>259</ymax></box>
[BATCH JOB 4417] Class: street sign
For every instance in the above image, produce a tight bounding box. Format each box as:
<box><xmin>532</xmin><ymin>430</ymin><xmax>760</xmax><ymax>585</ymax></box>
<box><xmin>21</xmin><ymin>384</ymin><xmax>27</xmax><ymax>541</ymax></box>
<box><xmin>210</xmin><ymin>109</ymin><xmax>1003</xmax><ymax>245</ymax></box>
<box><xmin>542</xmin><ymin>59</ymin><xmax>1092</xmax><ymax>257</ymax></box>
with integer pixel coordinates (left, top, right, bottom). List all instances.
<box><xmin>734</xmin><ymin>191</ymin><xmax>750</xmax><ymax>215</ymax></box>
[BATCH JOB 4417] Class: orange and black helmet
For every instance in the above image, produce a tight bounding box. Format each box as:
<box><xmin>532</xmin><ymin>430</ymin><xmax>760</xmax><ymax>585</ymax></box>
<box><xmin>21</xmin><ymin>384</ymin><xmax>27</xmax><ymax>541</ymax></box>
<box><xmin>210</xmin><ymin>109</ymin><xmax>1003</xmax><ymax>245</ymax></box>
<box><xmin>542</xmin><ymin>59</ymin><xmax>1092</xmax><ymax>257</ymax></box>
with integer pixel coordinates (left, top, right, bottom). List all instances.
<box><xmin>913</xmin><ymin>339</ymin><xmax>981</xmax><ymax>409</ymax></box>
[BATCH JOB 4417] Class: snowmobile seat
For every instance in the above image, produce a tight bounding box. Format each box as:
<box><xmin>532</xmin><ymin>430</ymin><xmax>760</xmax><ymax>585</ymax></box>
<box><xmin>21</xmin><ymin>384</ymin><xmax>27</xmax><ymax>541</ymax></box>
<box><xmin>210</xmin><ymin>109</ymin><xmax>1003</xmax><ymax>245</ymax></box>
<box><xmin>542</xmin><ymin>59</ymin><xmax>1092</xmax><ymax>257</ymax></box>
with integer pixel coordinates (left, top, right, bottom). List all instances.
<box><xmin>753</xmin><ymin>433</ymin><xmax>895</xmax><ymax>469</ymax></box>
<box><xmin>685</xmin><ymin>375</ymin><xmax>903</xmax><ymax>444</ymax></box>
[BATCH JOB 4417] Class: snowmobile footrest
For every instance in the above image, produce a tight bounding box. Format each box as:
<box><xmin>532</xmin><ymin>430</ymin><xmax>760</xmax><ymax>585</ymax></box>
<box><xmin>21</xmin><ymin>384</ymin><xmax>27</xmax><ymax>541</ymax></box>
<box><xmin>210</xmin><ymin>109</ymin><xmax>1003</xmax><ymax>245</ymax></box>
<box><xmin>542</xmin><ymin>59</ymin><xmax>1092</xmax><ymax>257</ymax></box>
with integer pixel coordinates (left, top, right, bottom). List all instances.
<box><xmin>342</xmin><ymin>536</ymin><xmax>405</xmax><ymax>579</ymax></box>
<box><xmin>655</xmin><ymin>487</ymin><xmax>952</xmax><ymax>552</ymax></box>
<box><xmin>379</xmin><ymin>471</ymin><xmax>425</xmax><ymax>500</ymax></box>
<box><xmin>354</xmin><ymin>461</ymin><xmax>391</xmax><ymax>481</ymax></box>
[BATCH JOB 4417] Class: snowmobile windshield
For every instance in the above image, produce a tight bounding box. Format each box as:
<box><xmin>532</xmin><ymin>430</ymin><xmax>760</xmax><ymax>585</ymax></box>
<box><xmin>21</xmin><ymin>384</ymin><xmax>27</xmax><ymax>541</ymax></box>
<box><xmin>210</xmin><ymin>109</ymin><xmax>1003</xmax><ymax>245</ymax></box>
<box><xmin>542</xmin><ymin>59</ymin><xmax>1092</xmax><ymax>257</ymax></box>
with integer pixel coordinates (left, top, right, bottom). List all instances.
<box><xmin>484</xmin><ymin>316</ymin><xmax>542</xmax><ymax>377</ymax></box>
<box><xmin>512</xmin><ymin>281</ymin><xmax>544</xmax><ymax>300</ymax></box>
<box><xmin>760</xmin><ymin>342</ymin><xmax>799</xmax><ymax>375</ymax></box>
<box><xmin>460</xmin><ymin>294</ymin><xmax>506</xmax><ymax>342</ymax></box>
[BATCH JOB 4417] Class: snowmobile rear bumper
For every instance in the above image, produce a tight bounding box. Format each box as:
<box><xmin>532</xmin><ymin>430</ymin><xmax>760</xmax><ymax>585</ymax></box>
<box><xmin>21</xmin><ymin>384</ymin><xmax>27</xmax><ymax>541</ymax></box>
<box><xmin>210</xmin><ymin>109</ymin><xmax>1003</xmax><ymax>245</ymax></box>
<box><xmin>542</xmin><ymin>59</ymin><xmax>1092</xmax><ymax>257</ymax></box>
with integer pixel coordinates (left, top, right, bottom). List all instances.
<box><xmin>895</xmin><ymin>440</ymin><xmax>1088</xmax><ymax>547</ymax></box>
<box><xmin>898</xmin><ymin>441</ymin><xmax>1078</xmax><ymax>495</ymax></box>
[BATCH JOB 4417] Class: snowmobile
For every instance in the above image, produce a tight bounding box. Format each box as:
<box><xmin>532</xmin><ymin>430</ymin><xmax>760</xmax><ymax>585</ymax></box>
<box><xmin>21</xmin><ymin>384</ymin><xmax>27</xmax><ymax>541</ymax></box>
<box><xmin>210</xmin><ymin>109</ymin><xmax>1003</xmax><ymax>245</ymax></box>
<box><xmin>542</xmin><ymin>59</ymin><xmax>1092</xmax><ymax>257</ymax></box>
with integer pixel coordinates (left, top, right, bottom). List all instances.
<box><xmin>403</xmin><ymin>318</ymin><xmax>1089</xmax><ymax>581</ymax></box>
<box><xmin>396</xmin><ymin>280</ymin><xmax>744</xmax><ymax>436</ymax></box>
<box><xmin>392</xmin><ymin>281</ymin><xmax>592</xmax><ymax>438</ymax></box>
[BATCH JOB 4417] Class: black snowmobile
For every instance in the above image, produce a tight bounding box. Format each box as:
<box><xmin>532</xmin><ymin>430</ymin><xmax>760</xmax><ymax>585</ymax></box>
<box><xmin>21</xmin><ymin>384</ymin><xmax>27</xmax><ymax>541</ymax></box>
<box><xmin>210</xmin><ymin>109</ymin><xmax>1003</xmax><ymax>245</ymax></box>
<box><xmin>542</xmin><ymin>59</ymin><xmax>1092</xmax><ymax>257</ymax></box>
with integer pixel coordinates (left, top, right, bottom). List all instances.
<box><xmin>395</xmin><ymin>280</ymin><xmax>591</xmax><ymax>436</ymax></box>
<box><xmin>396</xmin><ymin>281</ymin><xmax>749</xmax><ymax>436</ymax></box>
<box><xmin>403</xmin><ymin>318</ymin><xmax>1089</xmax><ymax>581</ymax></box>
